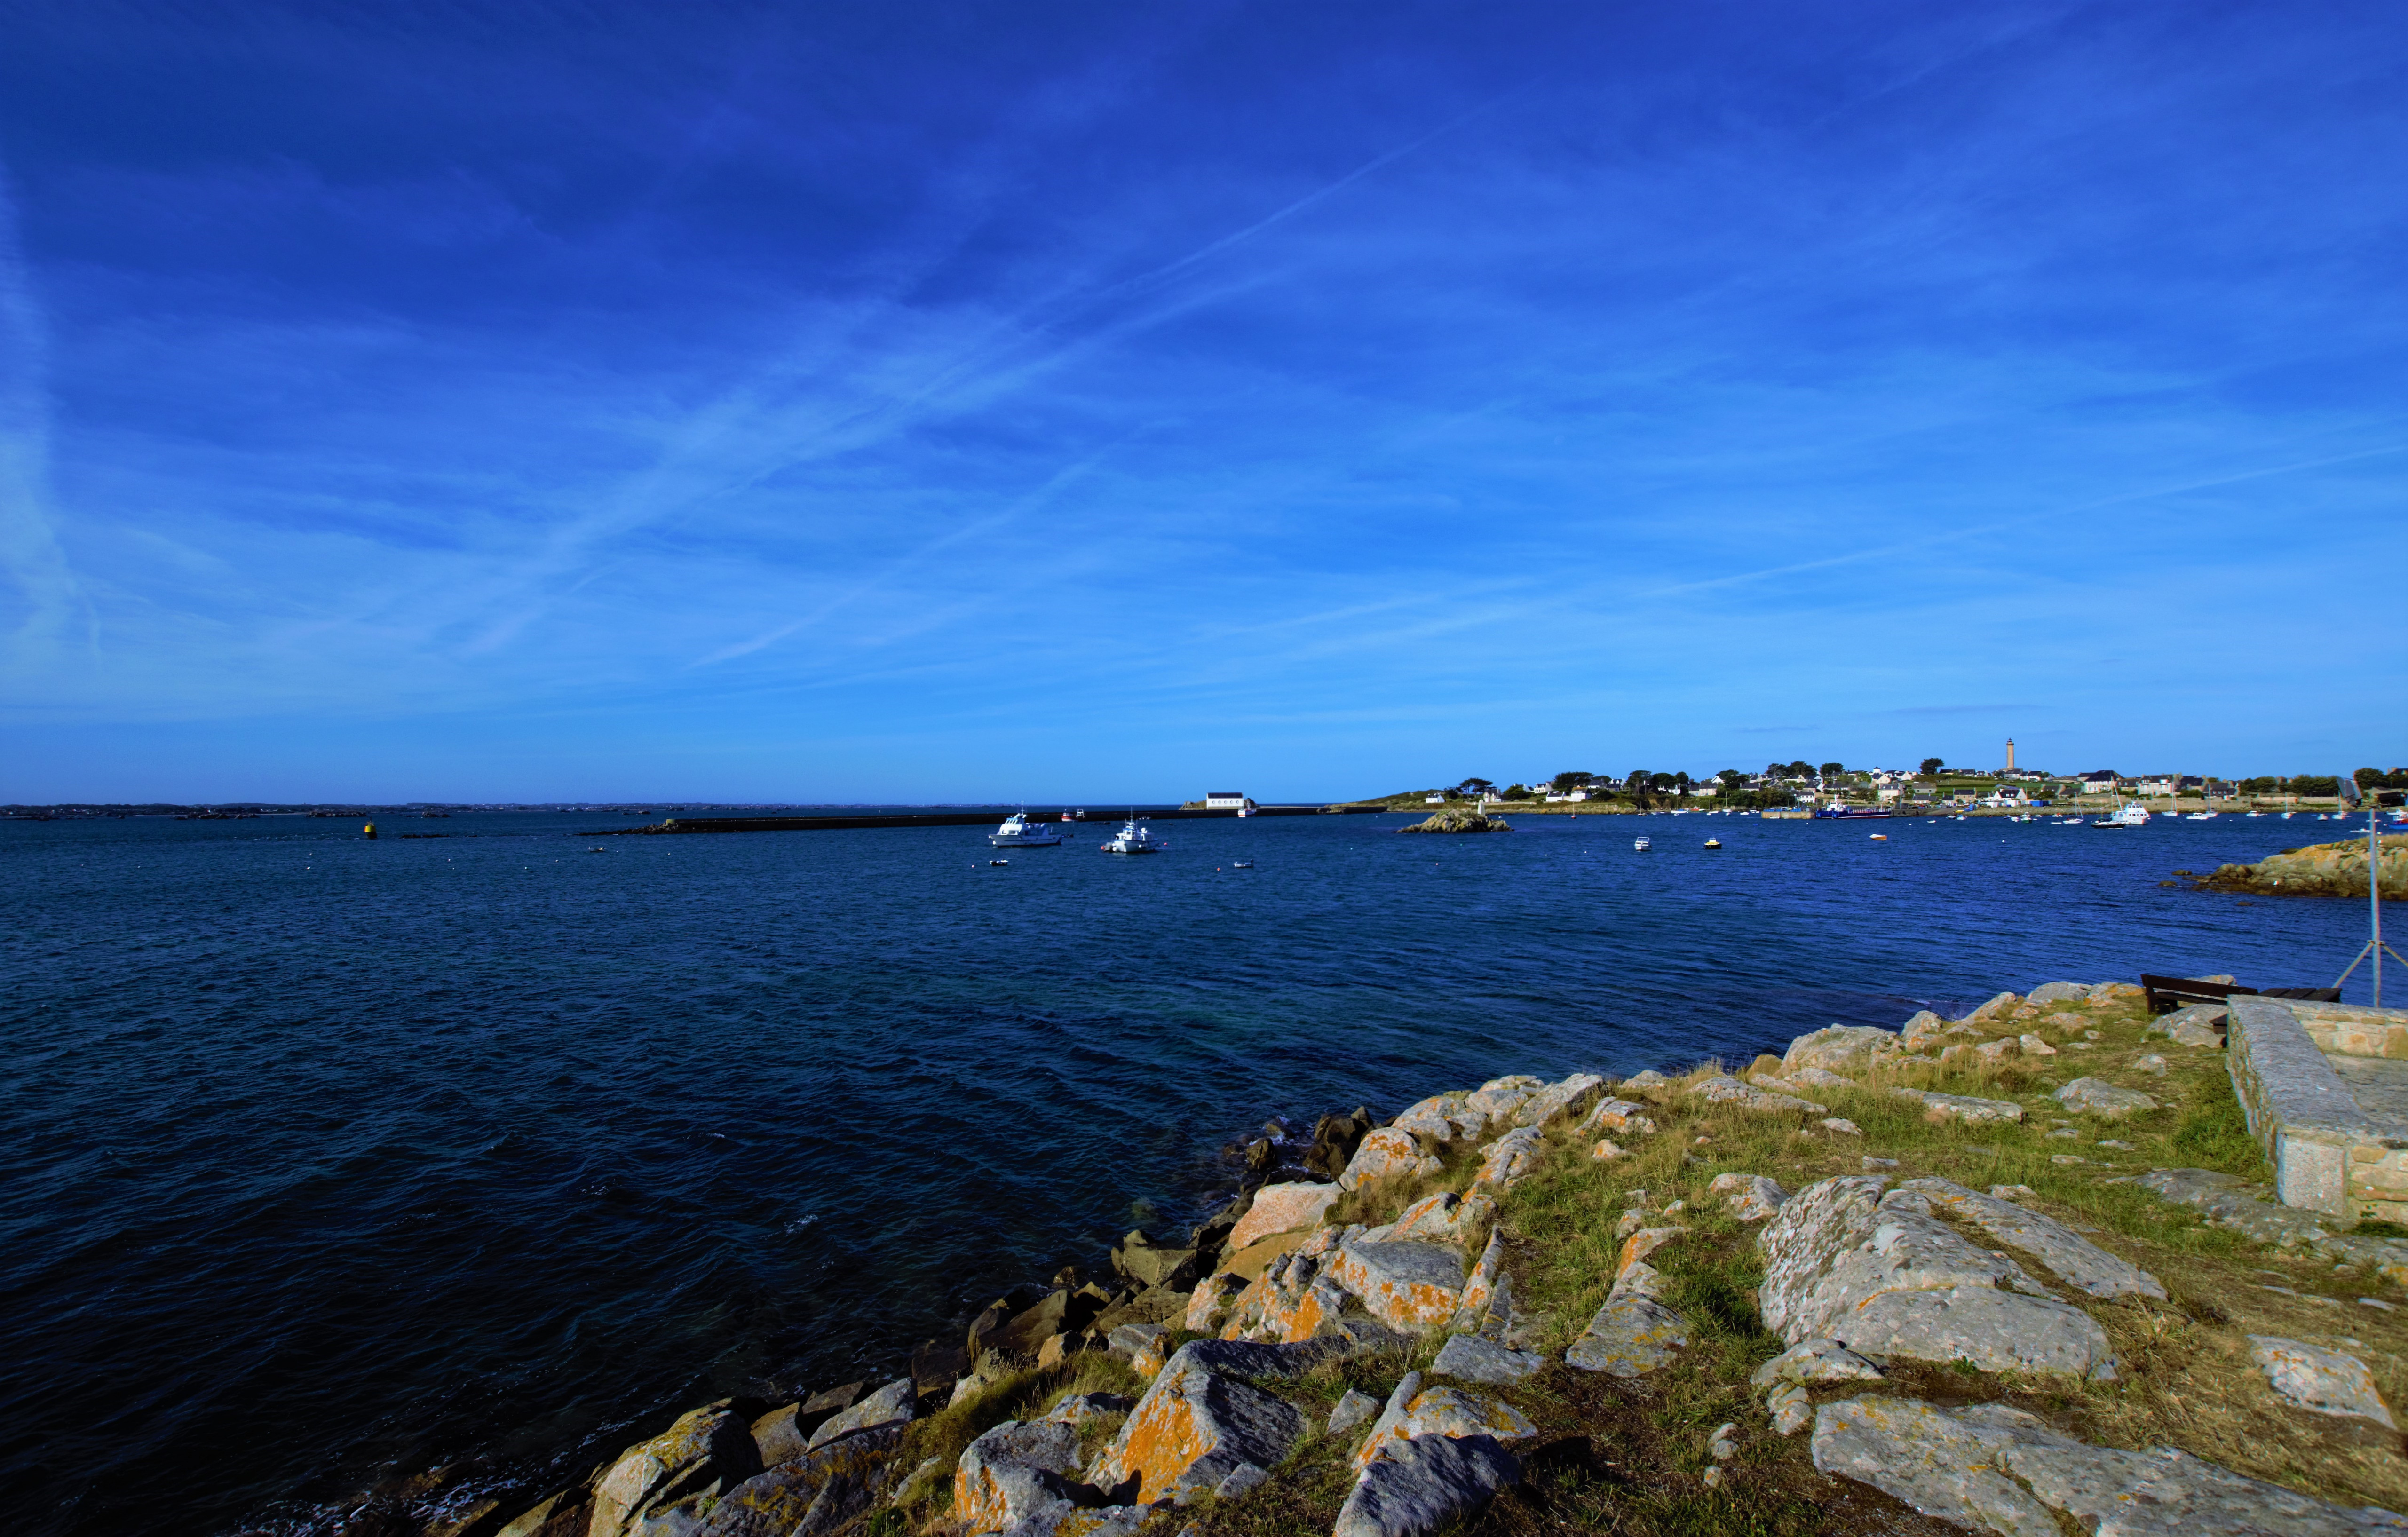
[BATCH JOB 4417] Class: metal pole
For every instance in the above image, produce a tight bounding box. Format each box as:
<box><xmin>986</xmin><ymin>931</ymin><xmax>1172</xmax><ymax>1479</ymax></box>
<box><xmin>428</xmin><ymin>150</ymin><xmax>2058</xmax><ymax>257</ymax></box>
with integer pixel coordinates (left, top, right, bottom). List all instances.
<box><xmin>2377</xmin><ymin>801</ymin><xmax>2386</xmax><ymax>1008</ymax></box>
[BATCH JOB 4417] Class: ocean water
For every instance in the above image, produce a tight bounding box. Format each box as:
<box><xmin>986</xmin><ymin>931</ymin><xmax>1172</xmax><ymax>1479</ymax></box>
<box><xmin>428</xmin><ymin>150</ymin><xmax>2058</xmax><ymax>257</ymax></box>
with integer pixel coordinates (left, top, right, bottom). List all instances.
<box><xmin>0</xmin><ymin>808</ymin><xmax>2383</xmax><ymax>1533</ymax></box>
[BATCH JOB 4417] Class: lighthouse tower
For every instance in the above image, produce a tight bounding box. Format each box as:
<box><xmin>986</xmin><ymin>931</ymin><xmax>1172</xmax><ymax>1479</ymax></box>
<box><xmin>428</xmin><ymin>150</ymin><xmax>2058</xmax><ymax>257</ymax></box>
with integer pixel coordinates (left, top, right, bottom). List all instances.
<box><xmin>2004</xmin><ymin>737</ymin><xmax>2017</xmax><ymax>773</ymax></box>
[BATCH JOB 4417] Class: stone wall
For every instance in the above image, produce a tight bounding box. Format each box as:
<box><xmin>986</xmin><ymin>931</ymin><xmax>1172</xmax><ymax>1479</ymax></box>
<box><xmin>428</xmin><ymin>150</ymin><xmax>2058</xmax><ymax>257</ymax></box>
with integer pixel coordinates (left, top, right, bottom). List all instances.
<box><xmin>2228</xmin><ymin>998</ymin><xmax>2408</xmax><ymax>1220</ymax></box>
<box><xmin>2289</xmin><ymin>1000</ymin><xmax>2408</xmax><ymax>1060</ymax></box>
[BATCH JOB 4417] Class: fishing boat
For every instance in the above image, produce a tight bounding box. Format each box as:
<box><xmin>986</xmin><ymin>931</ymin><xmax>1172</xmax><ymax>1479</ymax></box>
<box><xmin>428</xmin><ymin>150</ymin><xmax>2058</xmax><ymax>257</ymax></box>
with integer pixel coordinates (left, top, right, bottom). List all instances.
<box><xmin>1633</xmin><ymin>836</ymin><xmax>1651</xmax><ymax>851</ymax></box>
<box><xmin>2092</xmin><ymin>803</ymin><xmax>2151</xmax><ymax>829</ymax></box>
<box><xmin>989</xmin><ymin>811</ymin><xmax>1063</xmax><ymax>848</ymax></box>
<box><xmin>1099</xmin><ymin>817</ymin><xmax>1164</xmax><ymax>854</ymax></box>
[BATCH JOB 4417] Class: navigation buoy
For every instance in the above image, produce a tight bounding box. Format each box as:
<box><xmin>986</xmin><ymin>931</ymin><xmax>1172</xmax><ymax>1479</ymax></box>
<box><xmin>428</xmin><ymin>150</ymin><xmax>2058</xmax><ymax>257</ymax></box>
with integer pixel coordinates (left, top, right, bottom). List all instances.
<box><xmin>363</xmin><ymin>821</ymin><xmax>377</xmax><ymax>839</ymax></box>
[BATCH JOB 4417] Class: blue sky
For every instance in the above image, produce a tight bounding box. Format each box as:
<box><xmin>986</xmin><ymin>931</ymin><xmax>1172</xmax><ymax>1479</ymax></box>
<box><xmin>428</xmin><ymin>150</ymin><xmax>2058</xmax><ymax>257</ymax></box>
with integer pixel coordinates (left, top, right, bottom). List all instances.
<box><xmin>2</xmin><ymin>1</ymin><xmax>2403</xmax><ymax>802</ymax></box>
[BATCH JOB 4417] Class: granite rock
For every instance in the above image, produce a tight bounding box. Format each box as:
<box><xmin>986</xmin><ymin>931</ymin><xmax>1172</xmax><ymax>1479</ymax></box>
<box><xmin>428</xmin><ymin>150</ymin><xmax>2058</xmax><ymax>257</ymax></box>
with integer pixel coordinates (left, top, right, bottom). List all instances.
<box><xmin>1514</xmin><ymin>1072</ymin><xmax>1609</xmax><ymax>1129</ymax></box>
<box><xmin>2252</xmin><ymin>1337</ymin><xmax>2398</xmax><ymax>1428</ymax></box>
<box><xmin>1472</xmin><ymin>1127</ymin><xmax>1545</xmax><ymax>1190</ymax></box>
<box><xmin>2054</xmin><ymin>1078</ymin><xmax>2159</xmax><ymax>1117</ymax></box>
<box><xmin>1341</xmin><ymin>1129</ymin><xmax>1443</xmax><ymax>1191</ymax></box>
<box><xmin>955</xmin><ymin>1421</ymin><xmax>1086</xmax><ymax>1535</ymax></box>
<box><xmin>1691</xmin><ymin>1074</ymin><xmax>1827</xmax><ymax>1114</ymax></box>
<box><xmin>1711</xmin><ymin>1172</ymin><xmax>1791</xmax><ymax>1222</ymax></box>
<box><xmin>691</xmin><ymin>1423</ymin><xmax>903</xmax><ymax>1537</ymax></box>
<box><xmin>1332</xmin><ymin>1431</ymin><xmax>1520</xmax><ymax>1537</ymax></box>
<box><xmin>1814</xmin><ymin>1394</ymin><xmax>2408</xmax><ymax>1537</ymax></box>
<box><xmin>1462</xmin><ymin>1075</ymin><xmax>1545</xmax><ymax>1123</ymax></box>
<box><xmin>1900</xmin><ymin>1179</ymin><xmax>2166</xmax><ymax>1299</ymax></box>
<box><xmin>1327</xmin><ymin>1241</ymin><xmax>1468</xmax><ymax>1332</ymax></box>
<box><xmin>1362</xmin><ymin>1190</ymin><xmax>1493</xmax><ymax>1248</ymax></box>
<box><xmin>1353</xmin><ymin>1383</ymin><xmax>1537</xmax><ymax>1471</ymax></box>
<box><xmin>1579</xmin><ymin>1098</ymin><xmax>1659</xmax><ymax>1136</ymax></box>
<box><xmin>1227</xmin><ymin>1182</ymin><xmax>1340</xmax><ymax>1251</ymax></box>
<box><xmin>593</xmin><ymin>1406</ymin><xmax>764</xmax><ymax>1537</ymax></box>
<box><xmin>1783</xmin><ymin>1025</ymin><xmax>1904</xmax><ymax>1075</ymax></box>
<box><xmin>1431</xmin><ymin>1333</ymin><xmax>1545</xmax><ymax>1385</ymax></box>
<box><xmin>1329</xmin><ymin>1388</ymin><xmax>1380</xmax><ymax>1436</ymax></box>
<box><xmin>1090</xmin><ymin>1343</ymin><xmax>1313</xmax><ymax>1502</ymax></box>
<box><xmin>1391</xmin><ymin>1093</ymin><xmax>1489</xmax><ymax>1144</ymax></box>
<box><xmin>1893</xmin><ymin>1088</ymin><xmax>2025</xmax><ymax>1124</ymax></box>
<box><xmin>2026</xmin><ymin>982</ymin><xmax>2094</xmax><ymax>1005</ymax></box>
<box><xmin>1758</xmin><ymin>1177</ymin><xmax>2116</xmax><ymax>1379</ymax></box>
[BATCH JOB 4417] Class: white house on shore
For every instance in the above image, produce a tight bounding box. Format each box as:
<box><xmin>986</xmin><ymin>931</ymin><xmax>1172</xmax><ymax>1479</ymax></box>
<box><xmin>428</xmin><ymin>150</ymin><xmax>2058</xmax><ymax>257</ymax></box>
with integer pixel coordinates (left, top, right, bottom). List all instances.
<box><xmin>1204</xmin><ymin>792</ymin><xmax>1255</xmax><ymax>810</ymax></box>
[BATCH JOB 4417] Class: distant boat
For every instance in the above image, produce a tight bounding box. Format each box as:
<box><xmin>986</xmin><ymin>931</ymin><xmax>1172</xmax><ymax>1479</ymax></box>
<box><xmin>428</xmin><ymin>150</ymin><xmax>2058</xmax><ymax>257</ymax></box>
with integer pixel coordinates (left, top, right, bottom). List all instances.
<box><xmin>2093</xmin><ymin>803</ymin><xmax>2151</xmax><ymax>829</ymax></box>
<box><xmin>1869</xmin><ymin>833</ymin><xmax>1888</xmax><ymax>840</ymax></box>
<box><xmin>1232</xmin><ymin>859</ymin><xmax>1254</xmax><ymax>869</ymax></box>
<box><xmin>2186</xmin><ymin>811</ymin><xmax>2215</xmax><ymax>821</ymax></box>
<box><xmin>989</xmin><ymin>858</ymin><xmax>1008</xmax><ymax>866</ymax></box>
<box><xmin>989</xmin><ymin>812</ymin><xmax>1062</xmax><ymax>848</ymax></box>
<box><xmin>1100</xmin><ymin>816</ymin><xmax>1164</xmax><ymax>854</ymax></box>
<box><xmin>1633</xmin><ymin>836</ymin><xmax>1650</xmax><ymax>851</ymax></box>
<box><xmin>1703</xmin><ymin>838</ymin><xmax>1722</xmax><ymax>849</ymax></box>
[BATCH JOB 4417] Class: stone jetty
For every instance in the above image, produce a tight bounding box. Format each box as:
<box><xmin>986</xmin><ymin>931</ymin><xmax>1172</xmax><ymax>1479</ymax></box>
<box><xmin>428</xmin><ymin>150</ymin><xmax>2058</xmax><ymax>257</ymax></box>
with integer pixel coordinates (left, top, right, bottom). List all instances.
<box><xmin>355</xmin><ymin>982</ymin><xmax>2408</xmax><ymax>1537</ymax></box>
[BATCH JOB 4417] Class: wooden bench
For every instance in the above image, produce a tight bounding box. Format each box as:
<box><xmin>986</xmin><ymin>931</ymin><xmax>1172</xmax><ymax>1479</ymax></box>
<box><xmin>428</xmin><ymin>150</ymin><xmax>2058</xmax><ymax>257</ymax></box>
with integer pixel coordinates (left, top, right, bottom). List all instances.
<box><xmin>2139</xmin><ymin>974</ymin><xmax>2341</xmax><ymax>1013</ymax></box>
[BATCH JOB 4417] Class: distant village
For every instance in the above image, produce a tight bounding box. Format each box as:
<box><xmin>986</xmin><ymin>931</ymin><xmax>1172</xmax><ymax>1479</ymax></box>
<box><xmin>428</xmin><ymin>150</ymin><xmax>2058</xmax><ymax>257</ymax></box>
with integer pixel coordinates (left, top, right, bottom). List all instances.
<box><xmin>1394</xmin><ymin>739</ymin><xmax>2408</xmax><ymax>813</ymax></box>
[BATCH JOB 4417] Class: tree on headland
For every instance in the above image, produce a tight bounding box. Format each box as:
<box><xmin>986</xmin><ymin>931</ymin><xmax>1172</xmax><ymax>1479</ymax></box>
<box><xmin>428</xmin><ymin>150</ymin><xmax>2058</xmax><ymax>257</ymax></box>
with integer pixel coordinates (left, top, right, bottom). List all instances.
<box><xmin>1818</xmin><ymin>761</ymin><xmax>1844</xmax><ymax>783</ymax></box>
<box><xmin>1919</xmin><ymin>757</ymin><xmax>1945</xmax><ymax>776</ymax></box>
<box><xmin>1551</xmin><ymin>771</ymin><xmax>1593</xmax><ymax>793</ymax></box>
<box><xmin>1784</xmin><ymin>760</ymin><xmax>1813</xmax><ymax>779</ymax></box>
<box><xmin>1456</xmin><ymin>777</ymin><xmax>1495</xmax><ymax>797</ymax></box>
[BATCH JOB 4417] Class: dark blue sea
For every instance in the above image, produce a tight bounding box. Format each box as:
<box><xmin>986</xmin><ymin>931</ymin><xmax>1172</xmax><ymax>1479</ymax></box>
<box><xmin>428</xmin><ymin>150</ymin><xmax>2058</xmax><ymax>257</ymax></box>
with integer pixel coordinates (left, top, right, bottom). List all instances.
<box><xmin>0</xmin><ymin>808</ymin><xmax>2383</xmax><ymax>1533</ymax></box>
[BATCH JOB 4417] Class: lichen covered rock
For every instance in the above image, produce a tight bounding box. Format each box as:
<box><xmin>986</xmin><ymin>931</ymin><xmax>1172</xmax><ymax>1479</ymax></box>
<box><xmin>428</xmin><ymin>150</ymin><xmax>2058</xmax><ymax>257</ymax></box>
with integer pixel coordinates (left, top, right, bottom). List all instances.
<box><xmin>1758</xmin><ymin>1177</ymin><xmax>2116</xmax><ymax>1379</ymax></box>
<box><xmin>1813</xmin><ymin>1394</ymin><xmax>2406</xmax><ymax>1537</ymax></box>
<box><xmin>1327</xmin><ymin>1241</ymin><xmax>1468</xmax><ymax>1331</ymax></box>
<box><xmin>1090</xmin><ymin>1342</ymin><xmax>1315</xmax><ymax>1503</ymax></box>
<box><xmin>954</xmin><ymin>1421</ymin><xmax>1085</xmax><ymax>1535</ymax></box>
<box><xmin>1227</xmin><ymin>1181</ymin><xmax>1341</xmax><ymax>1251</ymax></box>
<box><xmin>1340</xmin><ymin>1128</ymin><xmax>1443</xmax><ymax>1191</ymax></box>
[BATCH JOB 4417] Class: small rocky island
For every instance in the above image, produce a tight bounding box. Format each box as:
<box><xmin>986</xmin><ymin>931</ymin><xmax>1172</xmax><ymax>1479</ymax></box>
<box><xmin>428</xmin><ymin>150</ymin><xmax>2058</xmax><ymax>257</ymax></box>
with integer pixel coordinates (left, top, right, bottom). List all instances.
<box><xmin>1398</xmin><ymin>807</ymin><xmax>1511</xmax><ymax>834</ymax></box>
<box><xmin>2182</xmin><ymin>833</ymin><xmax>2408</xmax><ymax>899</ymax></box>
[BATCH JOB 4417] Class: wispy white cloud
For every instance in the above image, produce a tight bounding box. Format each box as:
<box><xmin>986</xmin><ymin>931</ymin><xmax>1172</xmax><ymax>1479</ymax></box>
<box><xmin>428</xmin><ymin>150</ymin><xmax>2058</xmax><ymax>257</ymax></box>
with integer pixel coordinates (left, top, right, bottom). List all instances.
<box><xmin>0</xmin><ymin>165</ymin><xmax>84</xmax><ymax>676</ymax></box>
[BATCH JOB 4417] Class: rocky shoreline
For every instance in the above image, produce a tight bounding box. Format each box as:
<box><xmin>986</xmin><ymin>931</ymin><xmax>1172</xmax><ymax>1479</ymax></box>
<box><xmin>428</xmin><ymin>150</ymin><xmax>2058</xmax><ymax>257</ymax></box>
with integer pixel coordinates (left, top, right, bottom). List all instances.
<box><xmin>2178</xmin><ymin>834</ymin><xmax>2408</xmax><ymax>899</ymax></box>
<box><xmin>324</xmin><ymin>984</ymin><xmax>2408</xmax><ymax>1537</ymax></box>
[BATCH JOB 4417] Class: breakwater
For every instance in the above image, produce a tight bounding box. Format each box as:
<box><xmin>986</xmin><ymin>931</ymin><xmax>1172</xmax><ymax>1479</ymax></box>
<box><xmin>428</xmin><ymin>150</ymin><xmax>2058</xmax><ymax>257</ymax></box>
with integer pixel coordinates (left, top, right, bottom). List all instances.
<box><xmin>594</xmin><ymin>807</ymin><xmax>1384</xmax><ymax>835</ymax></box>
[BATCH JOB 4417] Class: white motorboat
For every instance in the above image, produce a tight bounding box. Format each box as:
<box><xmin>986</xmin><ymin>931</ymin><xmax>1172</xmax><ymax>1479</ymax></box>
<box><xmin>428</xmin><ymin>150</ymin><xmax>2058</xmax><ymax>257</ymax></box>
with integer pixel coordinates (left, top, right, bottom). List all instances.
<box><xmin>1633</xmin><ymin>836</ymin><xmax>1651</xmax><ymax>851</ymax></box>
<box><xmin>989</xmin><ymin>812</ymin><xmax>1063</xmax><ymax>848</ymax></box>
<box><xmin>2093</xmin><ymin>802</ymin><xmax>2151</xmax><ymax>829</ymax></box>
<box><xmin>2186</xmin><ymin>811</ymin><xmax>2215</xmax><ymax>821</ymax></box>
<box><xmin>1100</xmin><ymin>817</ymin><xmax>1164</xmax><ymax>854</ymax></box>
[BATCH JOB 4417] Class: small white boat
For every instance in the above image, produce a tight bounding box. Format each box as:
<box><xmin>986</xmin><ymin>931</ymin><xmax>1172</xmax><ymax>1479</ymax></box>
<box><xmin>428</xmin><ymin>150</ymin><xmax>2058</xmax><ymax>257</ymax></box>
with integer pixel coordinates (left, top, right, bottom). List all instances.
<box><xmin>2093</xmin><ymin>802</ymin><xmax>2151</xmax><ymax>829</ymax></box>
<box><xmin>2282</xmin><ymin>811</ymin><xmax>2295</xmax><ymax>820</ymax></box>
<box><xmin>989</xmin><ymin>811</ymin><xmax>1063</xmax><ymax>848</ymax></box>
<box><xmin>1633</xmin><ymin>836</ymin><xmax>1650</xmax><ymax>851</ymax></box>
<box><xmin>1232</xmin><ymin>859</ymin><xmax>1254</xmax><ymax>869</ymax></box>
<box><xmin>1100</xmin><ymin>817</ymin><xmax>1164</xmax><ymax>854</ymax></box>
<box><xmin>2186</xmin><ymin>811</ymin><xmax>2215</xmax><ymax>821</ymax></box>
